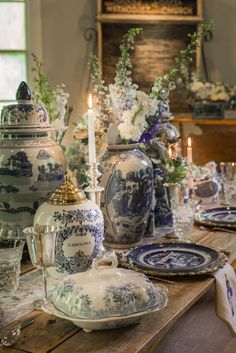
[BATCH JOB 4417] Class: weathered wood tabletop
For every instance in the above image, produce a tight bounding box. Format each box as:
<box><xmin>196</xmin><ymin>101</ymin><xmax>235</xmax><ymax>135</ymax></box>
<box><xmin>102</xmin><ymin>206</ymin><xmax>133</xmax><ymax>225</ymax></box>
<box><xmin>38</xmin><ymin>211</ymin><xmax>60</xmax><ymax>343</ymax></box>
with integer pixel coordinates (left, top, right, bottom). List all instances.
<box><xmin>1</xmin><ymin>226</ymin><xmax>236</xmax><ymax>353</ymax></box>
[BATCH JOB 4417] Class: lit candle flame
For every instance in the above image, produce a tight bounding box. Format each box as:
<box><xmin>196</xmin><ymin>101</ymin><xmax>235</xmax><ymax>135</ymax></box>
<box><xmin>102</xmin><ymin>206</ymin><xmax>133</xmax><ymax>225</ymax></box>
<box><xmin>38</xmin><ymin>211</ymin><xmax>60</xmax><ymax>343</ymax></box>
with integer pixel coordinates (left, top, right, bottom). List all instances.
<box><xmin>88</xmin><ymin>94</ymin><xmax>93</xmax><ymax>110</ymax></box>
<box><xmin>187</xmin><ymin>137</ymin><xmax>192</xmax><ymax>147</ymax></box>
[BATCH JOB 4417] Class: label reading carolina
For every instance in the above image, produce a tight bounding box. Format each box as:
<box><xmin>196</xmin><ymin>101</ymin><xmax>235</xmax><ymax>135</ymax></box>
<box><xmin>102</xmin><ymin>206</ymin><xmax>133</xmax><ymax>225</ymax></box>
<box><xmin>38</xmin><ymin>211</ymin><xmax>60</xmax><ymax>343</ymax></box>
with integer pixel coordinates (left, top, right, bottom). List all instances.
<box><xmin>62</xmin><ymin>233</ymin><xmax>95</xmax><ymax>257</ymax></box>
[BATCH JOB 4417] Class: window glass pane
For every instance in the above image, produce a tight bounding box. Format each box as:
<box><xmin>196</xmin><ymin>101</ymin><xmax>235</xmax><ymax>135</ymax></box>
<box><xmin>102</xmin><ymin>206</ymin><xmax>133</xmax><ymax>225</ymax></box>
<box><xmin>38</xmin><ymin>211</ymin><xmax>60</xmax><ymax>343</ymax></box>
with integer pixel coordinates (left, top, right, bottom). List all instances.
<box><xmin>0</xmin><ymin>3</ymin><xmax>25</xmax><ymax>50</ymax></box>
<box><xmin>0</xmin><ymin>53</ymin><xmax>27</xmax><ymax>100</ymax></box>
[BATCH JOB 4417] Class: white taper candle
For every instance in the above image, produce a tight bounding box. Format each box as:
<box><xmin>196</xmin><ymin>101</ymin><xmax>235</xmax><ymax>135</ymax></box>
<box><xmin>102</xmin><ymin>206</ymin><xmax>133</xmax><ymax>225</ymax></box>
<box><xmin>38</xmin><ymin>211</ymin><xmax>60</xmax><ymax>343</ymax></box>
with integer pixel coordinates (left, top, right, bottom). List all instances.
<box><xmin>187</xmin><ymin>137</ymin><xmax>193</xmax><ymax>164</ymax></box>
<box><xmin>88</xmin><ymin>94</ymin><xmax>96</xmax><ymax>165</ymax></box>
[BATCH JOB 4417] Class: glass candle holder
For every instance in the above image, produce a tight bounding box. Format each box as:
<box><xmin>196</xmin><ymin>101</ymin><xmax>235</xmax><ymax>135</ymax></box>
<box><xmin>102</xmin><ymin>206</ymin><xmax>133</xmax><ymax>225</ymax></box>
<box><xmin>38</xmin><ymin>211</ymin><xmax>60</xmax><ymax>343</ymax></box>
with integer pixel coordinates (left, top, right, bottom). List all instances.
<box><xmin>0</xmin><ymin>240</ymin><xmax>24</xmax><ymax>295</ymax></box>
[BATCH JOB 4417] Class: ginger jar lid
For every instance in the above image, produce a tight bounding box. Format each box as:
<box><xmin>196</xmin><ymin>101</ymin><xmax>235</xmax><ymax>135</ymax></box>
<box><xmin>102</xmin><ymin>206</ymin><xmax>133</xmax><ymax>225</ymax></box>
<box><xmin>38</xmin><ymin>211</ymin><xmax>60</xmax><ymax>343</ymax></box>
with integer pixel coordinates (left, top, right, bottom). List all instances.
<box><xmin>48</xmin><ymin>178</ymin><xmax>87</xmax><ymax>205</ymax></box>
<box><xmin>0</xmin><ymin>81</ymin><xmax>50</xmax><ymax>130</ymax></box>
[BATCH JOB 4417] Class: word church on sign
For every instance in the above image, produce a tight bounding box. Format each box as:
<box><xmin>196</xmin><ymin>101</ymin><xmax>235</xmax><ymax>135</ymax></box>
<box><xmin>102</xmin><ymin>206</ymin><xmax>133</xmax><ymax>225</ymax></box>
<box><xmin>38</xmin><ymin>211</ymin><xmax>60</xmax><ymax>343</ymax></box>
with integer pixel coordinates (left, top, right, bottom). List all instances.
<box><xmin>104</xmin><ymin>0</ymin><xmax>194</xmax><ymax>16</ymax></box>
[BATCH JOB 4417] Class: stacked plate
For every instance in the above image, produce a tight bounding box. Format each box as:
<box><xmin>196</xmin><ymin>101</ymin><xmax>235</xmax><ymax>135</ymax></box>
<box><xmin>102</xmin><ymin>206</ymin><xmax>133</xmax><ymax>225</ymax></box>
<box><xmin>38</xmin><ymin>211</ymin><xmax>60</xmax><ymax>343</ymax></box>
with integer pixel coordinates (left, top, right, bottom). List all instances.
<box><xmin>195</xmin><ymin>207</ymin><xmax>236</xmax><ymax>229</ymax></box>
<box><xmin>123</xmin><ymin>242</ymin><xmax>227</xmax><ymax>277</ymax></box>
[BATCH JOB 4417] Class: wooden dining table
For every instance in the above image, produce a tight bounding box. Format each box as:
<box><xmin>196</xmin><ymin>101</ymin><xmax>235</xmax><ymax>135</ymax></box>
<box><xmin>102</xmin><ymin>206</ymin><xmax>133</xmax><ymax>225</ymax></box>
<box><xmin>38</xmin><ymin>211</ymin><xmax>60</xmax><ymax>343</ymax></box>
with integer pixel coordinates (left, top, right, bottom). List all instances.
<box><xmin>1</xmin><ymin>225</ymin><xmax>236</xmax><ymax>353</ymax></box>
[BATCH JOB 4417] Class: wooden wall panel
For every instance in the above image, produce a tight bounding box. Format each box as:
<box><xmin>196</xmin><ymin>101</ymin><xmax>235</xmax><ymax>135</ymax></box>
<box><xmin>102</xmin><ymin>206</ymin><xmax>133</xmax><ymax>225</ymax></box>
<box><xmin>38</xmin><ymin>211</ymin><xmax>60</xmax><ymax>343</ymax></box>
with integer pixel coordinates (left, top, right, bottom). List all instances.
<box><xmin>181</xmin><ymin>125</ymin><xmax>236</xmax><ymax>165</ymax></box>
<box><xmin>102</xmin><ymin>23</ymin><xmax>196</xmax><ymax>112</ymax></box>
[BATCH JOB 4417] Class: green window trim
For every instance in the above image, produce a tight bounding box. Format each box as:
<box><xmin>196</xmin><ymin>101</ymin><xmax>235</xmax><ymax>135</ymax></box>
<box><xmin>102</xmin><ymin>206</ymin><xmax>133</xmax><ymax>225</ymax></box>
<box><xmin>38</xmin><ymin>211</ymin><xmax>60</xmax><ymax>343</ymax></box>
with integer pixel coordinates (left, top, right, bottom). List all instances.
<box><xmin>0</xmin><ymin>0</ymin><xmax>28</xmax><ymax>104</ymax></box>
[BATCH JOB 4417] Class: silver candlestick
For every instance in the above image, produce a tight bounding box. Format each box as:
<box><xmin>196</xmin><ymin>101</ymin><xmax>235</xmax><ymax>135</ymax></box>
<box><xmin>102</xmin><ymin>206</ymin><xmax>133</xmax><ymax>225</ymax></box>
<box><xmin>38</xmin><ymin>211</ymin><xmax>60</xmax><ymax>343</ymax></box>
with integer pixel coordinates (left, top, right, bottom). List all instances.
<box><xmin>84</xmin><ymin>161</ymin><xmax>104</xmax><ymax>207</ymax></box>
<box><xmin>84</xmin><ymin>161</ymin><xmax>114</xmax><ymax>257</ymax></box>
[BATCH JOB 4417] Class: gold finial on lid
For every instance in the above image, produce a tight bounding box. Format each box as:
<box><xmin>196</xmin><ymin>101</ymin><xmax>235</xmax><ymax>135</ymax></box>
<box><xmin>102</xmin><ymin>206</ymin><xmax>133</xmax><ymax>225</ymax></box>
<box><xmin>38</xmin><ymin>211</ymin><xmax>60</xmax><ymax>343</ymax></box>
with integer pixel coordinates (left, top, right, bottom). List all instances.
<box><xmin>48</xmin><ymin>176</ymin><xmax>87</xmax><ymax>205</ymax></box>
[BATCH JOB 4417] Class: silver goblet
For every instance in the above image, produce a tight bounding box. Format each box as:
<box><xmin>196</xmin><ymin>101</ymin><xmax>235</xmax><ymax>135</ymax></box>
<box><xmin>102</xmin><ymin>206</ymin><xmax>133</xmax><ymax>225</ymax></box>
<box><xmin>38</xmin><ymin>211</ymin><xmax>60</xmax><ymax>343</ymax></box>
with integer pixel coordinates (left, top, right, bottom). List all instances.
<box><xmin>23</xmin><ymin>225</ymin><xmax>58</xmax><ymax>309</ymax></box>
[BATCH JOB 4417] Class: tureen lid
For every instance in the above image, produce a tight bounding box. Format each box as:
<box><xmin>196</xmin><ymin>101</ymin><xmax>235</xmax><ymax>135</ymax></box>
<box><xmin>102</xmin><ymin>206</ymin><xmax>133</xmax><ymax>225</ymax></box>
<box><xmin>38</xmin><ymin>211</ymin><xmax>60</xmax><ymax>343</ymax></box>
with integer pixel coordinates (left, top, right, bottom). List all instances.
<box><xmin>48</xmin><ymin>177</ymin><xmax>87</xmax><ymax>205</ymax></box>
<box><xmin>51</xmin><ymin>254</ymin><xmax>168</xmax><ymax>320</ymax></box>
<box><xmin>0</xmin><ymin>81</ymin><xmax>50</xmax><ymax>129</ymax></box>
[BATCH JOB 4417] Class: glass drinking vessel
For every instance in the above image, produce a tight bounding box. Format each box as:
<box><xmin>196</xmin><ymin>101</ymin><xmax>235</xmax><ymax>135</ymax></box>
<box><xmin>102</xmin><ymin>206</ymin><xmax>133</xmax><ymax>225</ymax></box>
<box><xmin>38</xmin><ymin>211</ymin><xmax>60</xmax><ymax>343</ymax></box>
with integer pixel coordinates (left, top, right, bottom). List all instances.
<box><xmin>220</xmin><ymin>162</ymin><xmax>236</xmax><ymax>206</ymax></box>
<box><xmin>0</xmin><ymin>240</ymin><xmax>24</xmax><ymax>295</ymax></box>
<box><xmin>164</xmin><ymin>182</ymin><xmax>196</xmax><ymax>240</ymax></box>
<box><xmin>172</xmin><ymin>202</ymin><xmax>195</xmax><ymax>240</ymax></box>
<box><xmin>23</xmin><ymin>225</ymin><xmax>58</xmax><ymax>308</ymax></box>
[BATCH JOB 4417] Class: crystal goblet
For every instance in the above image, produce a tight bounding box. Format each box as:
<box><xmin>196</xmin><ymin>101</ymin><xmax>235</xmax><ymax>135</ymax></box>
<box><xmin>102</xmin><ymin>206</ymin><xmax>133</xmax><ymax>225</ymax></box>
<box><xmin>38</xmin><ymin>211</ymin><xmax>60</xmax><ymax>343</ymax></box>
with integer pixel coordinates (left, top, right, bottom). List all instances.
<box><xmin>220</xmin><ymin>162</ymin><xmax>236</xmax><ymax>206</ymax></box>
<box><xmin>164</xmin><ymin>183</ymin><xmax>196</xmax><ymax>240</ymax></box>
<box><xmin>172</xmin><ymin>202</ymin><xmax>195</xmax><ymax>240</ymax></box>
<box><xmin>0</xmin><ymin>240</ymin><xmax>24</xmax><ymax>295</ymax></box>
<box><xmin>23</xmin><ymin>225</ymin><xmax>58</xmax><ymax>309</ymax></box>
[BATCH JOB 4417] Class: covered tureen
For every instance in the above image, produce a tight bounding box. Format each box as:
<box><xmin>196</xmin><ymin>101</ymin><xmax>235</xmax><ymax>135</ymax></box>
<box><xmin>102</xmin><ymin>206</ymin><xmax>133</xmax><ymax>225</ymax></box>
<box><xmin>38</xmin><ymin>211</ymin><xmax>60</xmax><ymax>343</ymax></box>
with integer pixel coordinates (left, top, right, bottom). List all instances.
<box><xmin>44</xmin><ymin>254</ymin><xmax>168</xmax><ymax>332</ymax></box>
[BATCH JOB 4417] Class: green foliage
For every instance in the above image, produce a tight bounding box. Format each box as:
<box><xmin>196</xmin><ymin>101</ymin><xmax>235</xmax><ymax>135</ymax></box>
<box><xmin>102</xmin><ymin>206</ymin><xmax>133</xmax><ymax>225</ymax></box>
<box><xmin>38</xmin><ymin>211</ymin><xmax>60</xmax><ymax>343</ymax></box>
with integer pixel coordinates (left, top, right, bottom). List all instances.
<box><xmin>163</xmin><ymin>158</ymin><xmax>188</xmax><ymax>184</ymax></box>
<box><xmin>151</xmin><ymin>20</ymin><xmax>215</xmax><ymax>101</ymax></box>
<box><xmin>31</xmin><ymin>53</ymin><xmax>56</xmax><ymax>121</ymax></box>
<box><xmin>88</xmin><ymin>54</ymin><xmax>107</xmax><ymax>115</ymax></box>
<box><xmin>64</xmin><ymin>141</ymin><xmax>89</xmax><ymax>188</ymax></box>
<box><xmin>115</xmin><ymin>27</ymin><xmax>142</xmax><ymax>87</ymax></box>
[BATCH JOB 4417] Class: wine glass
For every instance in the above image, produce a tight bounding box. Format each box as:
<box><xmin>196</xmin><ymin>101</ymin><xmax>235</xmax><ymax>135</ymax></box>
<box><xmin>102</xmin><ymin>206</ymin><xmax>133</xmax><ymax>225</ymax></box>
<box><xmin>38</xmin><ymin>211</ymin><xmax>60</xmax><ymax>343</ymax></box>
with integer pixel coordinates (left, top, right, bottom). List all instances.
<box><xmin>23</xmin><ymin>225</ymin><xmax>58</xmax><ymax>309</ymax></box>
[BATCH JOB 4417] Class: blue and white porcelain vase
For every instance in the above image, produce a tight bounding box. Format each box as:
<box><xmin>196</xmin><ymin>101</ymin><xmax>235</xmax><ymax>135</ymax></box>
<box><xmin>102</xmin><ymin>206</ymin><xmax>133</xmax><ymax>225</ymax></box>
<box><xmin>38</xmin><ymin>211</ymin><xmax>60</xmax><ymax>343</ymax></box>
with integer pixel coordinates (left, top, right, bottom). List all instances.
<box><xmin>100</xmin><ymin>144</ymin><xmax>154</xmax><ymax>249</ymax></box>
<box><xmin>153</xmin><ymin>163</ymin><xmax>173</xmax><ymax>227</ymax></box>
<box><xmin>34</xmin><ymin>179</ymin><xmax>104</xmax><ymax>277</ymax></box>
<box><xmin>0</xmin><ymin>82</ymin><xmax>65</xmax><ymax>239</ymax></box>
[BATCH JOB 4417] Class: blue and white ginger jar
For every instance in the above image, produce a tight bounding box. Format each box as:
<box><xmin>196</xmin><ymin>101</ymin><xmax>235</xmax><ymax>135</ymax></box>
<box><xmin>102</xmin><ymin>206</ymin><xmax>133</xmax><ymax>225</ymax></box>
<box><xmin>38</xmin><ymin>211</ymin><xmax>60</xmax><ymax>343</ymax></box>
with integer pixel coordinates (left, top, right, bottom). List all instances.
<box><xmin>34</xmin><ymin>179</ymin><xmax>104</xmax><ymax>277</ymax></box>
<box><xmin>100</xmin><ymin>143</ymin><xmax>154</xmax><ymax>249</ymax></box>
<box><xmin>0</xmin><ymin>82</ymin><xmax>65</xmax><ymax>239</ymax></box>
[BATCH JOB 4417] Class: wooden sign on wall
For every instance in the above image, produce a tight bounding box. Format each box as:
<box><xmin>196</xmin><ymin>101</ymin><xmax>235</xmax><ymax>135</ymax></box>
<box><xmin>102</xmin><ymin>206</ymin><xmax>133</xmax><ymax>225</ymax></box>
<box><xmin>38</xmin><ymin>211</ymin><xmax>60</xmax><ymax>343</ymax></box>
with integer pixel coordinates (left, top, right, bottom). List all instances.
<box><xmin>103</xmin><ymin>0</ymin><xmax>197</xmax><ymax>16</ymax></box>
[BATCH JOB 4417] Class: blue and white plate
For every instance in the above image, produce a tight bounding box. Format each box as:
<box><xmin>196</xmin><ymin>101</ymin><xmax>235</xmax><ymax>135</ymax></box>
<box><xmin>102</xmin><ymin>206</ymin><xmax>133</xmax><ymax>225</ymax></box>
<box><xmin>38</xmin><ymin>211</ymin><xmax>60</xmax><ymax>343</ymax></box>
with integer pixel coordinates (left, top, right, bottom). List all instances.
<box><xmin>195</xmin><ymin>207</ymin><xmax>236</xmax><ymax>228</ymax></box>
<box><xmin>127</xmin><ymin>242</ymin><xmax>221</xmax><ymax>274</ymax></box>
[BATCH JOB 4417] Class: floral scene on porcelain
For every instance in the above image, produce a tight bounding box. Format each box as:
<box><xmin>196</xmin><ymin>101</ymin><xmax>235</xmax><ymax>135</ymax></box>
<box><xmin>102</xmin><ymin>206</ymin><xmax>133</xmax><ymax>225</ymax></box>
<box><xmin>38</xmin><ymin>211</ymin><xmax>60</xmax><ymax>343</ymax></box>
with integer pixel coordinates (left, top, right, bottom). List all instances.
<box><xmin>34</xmin><ymin>179</ymin><xmax>104</xmax><ymax>277</ymax></box>
<box><xmin>100</xmin><ymin>143</ymin><xmax>153</xmax><ymax>248</ymax></box>
<box><xmin>50</xmin><ymin>254</ymin><xmax>168</xmax><ymax>322</ymax></box>
<box><xmin>0</xmin><ymin>82</ymin><xmax>65</xmax><ymax>239</ymax></box>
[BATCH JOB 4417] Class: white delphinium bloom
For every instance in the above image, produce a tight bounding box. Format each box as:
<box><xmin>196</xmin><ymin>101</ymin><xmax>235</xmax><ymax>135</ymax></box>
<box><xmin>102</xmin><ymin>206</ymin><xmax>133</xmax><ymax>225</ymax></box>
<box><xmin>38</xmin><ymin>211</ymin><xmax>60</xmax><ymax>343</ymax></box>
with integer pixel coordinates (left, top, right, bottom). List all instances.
<box><xmin>189</xmin><ymin>81</ymin><xmax>205</xmax><ymax>93</ymax></box>
<box><xmin>52</xmin><ymin>84</ymin><xmax>70</xmax><ymax>125</ymax></box>
<box><xmin>51</xmin><ymin>118</ymin><xmax>65</xmax><ymax>131</ymax></box>
<box><xmin>117</xmin><ymin>91</ymin><xmax>157</xmax><ymax>141</ymax></box>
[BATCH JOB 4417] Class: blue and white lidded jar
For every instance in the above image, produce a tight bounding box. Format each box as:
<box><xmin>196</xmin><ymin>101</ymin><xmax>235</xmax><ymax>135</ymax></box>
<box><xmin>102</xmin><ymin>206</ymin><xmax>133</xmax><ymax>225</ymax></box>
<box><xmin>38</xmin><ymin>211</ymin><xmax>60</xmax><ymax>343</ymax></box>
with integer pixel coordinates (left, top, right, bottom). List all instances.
<box><xmin>34</xmin><ymin>179</ymin><xmax>104</xmax><ymax>278</ymax></box>
<box><xmin>0</xmin><ymin>81</ymin><xmax>65</xmax><ymax>239</ymax></box>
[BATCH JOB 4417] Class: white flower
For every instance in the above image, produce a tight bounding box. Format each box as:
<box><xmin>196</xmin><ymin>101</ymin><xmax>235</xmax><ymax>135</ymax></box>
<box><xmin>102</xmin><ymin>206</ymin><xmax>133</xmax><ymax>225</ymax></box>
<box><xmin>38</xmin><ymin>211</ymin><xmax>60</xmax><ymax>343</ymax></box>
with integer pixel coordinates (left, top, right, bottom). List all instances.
<box><xmin>210</xmin><ymin>92</ymin><xmax>230</xmax><ymax>101</ymax></box>
<box><xmin>51</xmin><ymin>118</ymin><xmax>65</xmax><ymax>131</ymax></box>
<box><xmin>189</xmin><ymin>79</ymin><xmax>236</xmax><ymax>103</ymax></box>
<box><xmin>189</xmin><ymin>81</ymin><xmax>205</xmax><ymax>92</ymax></box>
<box><xmin>52</xmin><ymin>85</ymin><xmax>70</xmax><ymax>125</ymax></box>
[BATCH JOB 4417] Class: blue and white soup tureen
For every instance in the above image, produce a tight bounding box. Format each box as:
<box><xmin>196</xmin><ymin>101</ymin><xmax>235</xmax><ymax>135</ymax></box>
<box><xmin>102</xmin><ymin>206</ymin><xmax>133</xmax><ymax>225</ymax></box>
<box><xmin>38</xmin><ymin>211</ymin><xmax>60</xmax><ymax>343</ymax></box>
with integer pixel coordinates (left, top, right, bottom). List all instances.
<box><xmin>43</xmin><ymin>254</ymin><xmax>168</xmax><ymax>332</ymax></box>
<box><xmin>34</xmin><ymin>179</ymin><xmax>104</xmax><ymax>277</ymax></box>
<box><xmin>0</xmin><ymin>82</ymin><xmax>65</xmax><ymax>239</ymax></box>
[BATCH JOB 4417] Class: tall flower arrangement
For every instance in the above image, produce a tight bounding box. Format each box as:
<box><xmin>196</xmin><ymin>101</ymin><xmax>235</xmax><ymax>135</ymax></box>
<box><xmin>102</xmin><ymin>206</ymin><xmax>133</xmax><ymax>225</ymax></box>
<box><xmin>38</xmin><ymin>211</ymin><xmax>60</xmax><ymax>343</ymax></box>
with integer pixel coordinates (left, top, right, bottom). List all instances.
<box><xmin>89</xmin><ymin>28</ymin><xmax>156</xmax><ymax>143</ymax></box>
<box><xmin>72</xmin><ymin>21</ymin><xmax>214</xmax><ymax>188</ymax></box>
<box><xmin>83</xmin><ymin>20</ymin><xmax>214</xmax><ymax>148</ymax></box>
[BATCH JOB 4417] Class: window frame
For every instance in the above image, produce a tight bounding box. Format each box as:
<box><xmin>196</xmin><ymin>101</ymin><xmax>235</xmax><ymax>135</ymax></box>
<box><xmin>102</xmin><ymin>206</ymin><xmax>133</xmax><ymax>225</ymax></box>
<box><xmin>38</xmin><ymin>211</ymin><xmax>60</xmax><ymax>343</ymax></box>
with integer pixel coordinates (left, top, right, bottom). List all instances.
<box><xmin>0</xmin><ymin>0</ymin><xmax>28</xmax><ymax>105</ymax></box>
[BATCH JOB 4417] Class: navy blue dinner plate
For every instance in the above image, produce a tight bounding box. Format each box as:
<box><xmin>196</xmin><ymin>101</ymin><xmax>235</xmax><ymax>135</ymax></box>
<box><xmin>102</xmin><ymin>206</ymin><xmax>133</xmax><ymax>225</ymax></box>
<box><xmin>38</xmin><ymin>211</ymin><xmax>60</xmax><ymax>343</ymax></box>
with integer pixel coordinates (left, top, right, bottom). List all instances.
<box><xmin>127</xmin><ymin>242</ymin><xmax>220</xmax><ymax>274</ymax></box>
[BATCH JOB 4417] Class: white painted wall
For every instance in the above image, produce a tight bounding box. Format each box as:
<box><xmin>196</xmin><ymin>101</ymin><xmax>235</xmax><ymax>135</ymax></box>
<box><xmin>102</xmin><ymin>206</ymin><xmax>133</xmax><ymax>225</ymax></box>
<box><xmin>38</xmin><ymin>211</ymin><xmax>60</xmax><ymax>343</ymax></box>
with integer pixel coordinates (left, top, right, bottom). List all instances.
<box><xmin>29</xmin><ymin>0</ymin><xmax>97</xmax><ymax>145</ymax></box>
<box><xmin>203</xmin><ymin>0</ymin><xmax>236</xmax><ymax>85</ymax></box>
